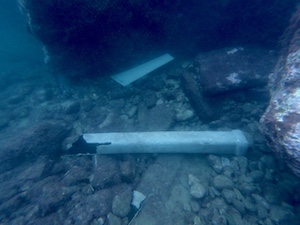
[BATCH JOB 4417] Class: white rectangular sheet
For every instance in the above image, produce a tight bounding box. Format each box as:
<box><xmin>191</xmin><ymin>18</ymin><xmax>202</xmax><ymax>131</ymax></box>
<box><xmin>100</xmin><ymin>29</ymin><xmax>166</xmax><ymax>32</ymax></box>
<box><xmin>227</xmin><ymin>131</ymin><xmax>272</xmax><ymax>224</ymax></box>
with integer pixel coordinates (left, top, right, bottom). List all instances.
<box><xmin>111</xmin><ymin>53</ymin><xmax>174</xmax><ymax>86</ymax></box>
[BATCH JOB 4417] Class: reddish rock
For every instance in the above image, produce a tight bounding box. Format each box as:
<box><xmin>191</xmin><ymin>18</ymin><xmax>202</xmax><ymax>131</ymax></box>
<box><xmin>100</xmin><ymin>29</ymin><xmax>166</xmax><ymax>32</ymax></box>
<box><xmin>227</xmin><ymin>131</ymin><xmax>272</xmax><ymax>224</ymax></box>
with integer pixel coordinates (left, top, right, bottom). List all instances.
<box><xmin>90</xmin><ymin>156</ymin><xmax>121</xmax><ymax>189</ymax></box>
<box><xmin>260</xmin><ymin>9</ymin><xmax>300</xmax><ymax>176</ymax></box>
<box><xmin>0</xmin><ymin>122</ymin><xmax>70</xmax><ymax>173</ymax></box>
<box><xmin>194</xmin><ymin>47</ymin><xmax>276</xmax><ymax>96</ymax></box>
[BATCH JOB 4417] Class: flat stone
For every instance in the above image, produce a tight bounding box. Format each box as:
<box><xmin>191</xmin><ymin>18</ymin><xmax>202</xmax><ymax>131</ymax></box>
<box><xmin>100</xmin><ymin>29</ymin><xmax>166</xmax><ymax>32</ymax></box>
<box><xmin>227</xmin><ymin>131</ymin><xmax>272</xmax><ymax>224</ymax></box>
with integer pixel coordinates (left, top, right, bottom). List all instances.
<box><xmin>213</xmin><ymin>175</ymin><xmax>234</xmax><ymax>191</ymax></box>
<box><xmin>252</xmin><ymin>194</ymin><xmax>270</xmax><ymax>210</ymax></box>
<box><xmin>207</xmin><ymin>155</ymin><xmax>223</xmax><ymax>174</ymax></box>
<box><xmin>233</xmin><ymin>156</ymin><xmax>248</xmax><ymax>174</ymax></box>
<box><xmin>119</xmin><ymin>157</ymin><xmax>136</xmax><ymax>183</ymax></box>
<box><xmin>262</xmin><ymin>183</ymin><xmax>281</xmax><ymax>204</ymax></box>
<box><xmin>222</xmin><ymin>189</ymin><xmax>236</xmax><ymax>204</ymax></box>
<box><xmin>223</xmin><ymin>206</ymin><xmax>243</xmax><ymax>225</ymax></box>
<box><xmin>175</xmin><ymin>109</ymin><xmax>195</xmax><ymax>121</ymax></box>
<box><xmin>249</xmin><ymin>170</ymin><xmax>264</xmax><ymax>182</ymax></box>
<box><xmin>127</xmin><ymin>106</ymin><xmax>138</xmax><ymax>118</ymax></box>
<box><xmin>112</xmin><ymin>184</ymin><xmax>132</xmax><ymax>217</ymax></box>
<box><xmin>211</xmin><ymin>209</ymin><xmax>227</xmax><ymax>225</ymax></box>
<box><xmin>211</xmin><ymin>197</ymin><xmax>228</xmax><ymax>211</ymax></box>
<box><xmin>90</xmin><ymin>156</ymin><xmax>121</xmax><ymax>189</ymax></box>
<box><xmin>63</xmin><ymin>101</ymin><xmax>80</xmax><ymax>114</ymax></box>
<box><xmin>190</xmin><ymin>200</ymin><xmax>200</xmax><ymax>213</ymax></box>
<box><xmin>256</xmin><ymin>204</ymin><xmax>268</xmax><ymax>219</ymax></box>
<box><xmin>143</xmin><ymin>90</ymin><xmax>157</xmax><ymax>108</ymax></box>
<box><xmin>62</xmin><ymin>166</ymin><xmax>90</xmax><ymax>186</ymax></box>
<box><xmin>269</xmin><ymin>205</ymin><xmax>295</xmax><ymax>224</ymax></box>
<box><xmin>209</xmin><ymin>186</ymin><xmax>221</xmax><ymax>198</ymax></box>
<box><xmin>107</xmin><ymin>213</ymin><xmax>122</xmax><ymax>225</ymax></box>
<box><xmin>148</xmin><ymin>104</ymin><xmax>174</xmax><ymax>131</ymax></box>
<box><xmin>188</xmin><ymin>174</ymin><xmax>207</xmax><ymax>199</ymax></box>
<box><xmin>264</xmin><ymin>218</ymin><xmax>275</xmax><ymax>225</ymax></box>
<box><xmin>238</xmin><ymin>183</ymin><xmax>258</xmax><ymax>195</ymax></box>
<box><xmin>138</xmin><ymin>103</ymin><xmax>174</xmax><ymax>131</ymax></box>
<box><xmin>242</xmin><ymin>197</ymin><xmax>257</xmax><ymax>213</ymax></box>
<box><xmin>232</xmin><ymin>199</ymin><xmax>245</xmax><ymax>215</ymax></box>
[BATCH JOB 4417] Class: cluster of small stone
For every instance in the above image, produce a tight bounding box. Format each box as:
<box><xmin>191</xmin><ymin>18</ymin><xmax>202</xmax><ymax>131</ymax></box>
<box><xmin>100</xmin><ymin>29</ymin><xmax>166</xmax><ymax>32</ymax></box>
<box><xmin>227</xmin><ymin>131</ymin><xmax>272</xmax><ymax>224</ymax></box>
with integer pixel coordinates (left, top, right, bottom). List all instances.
<box><xmin>186</xmin><ymin>154</ymin><xmax>300</xmax><ymax>225</ymax></box>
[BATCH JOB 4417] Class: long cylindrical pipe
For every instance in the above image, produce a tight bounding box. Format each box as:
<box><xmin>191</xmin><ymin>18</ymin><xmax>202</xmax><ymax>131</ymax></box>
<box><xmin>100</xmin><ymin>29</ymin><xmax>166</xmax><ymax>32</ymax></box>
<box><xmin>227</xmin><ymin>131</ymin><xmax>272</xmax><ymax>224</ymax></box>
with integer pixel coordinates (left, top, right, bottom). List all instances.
<box><xmin>82</xmin><ymin>130</ymin><xmax>250</xmax><ymax>156</ymax></box>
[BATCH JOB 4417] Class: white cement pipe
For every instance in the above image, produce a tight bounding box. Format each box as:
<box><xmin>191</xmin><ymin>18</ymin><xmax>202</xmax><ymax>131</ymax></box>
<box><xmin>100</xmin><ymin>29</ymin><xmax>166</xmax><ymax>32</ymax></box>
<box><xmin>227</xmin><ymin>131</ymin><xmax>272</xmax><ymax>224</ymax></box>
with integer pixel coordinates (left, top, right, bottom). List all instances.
<box><xmin>82</xmin><ymin>130</ymin><xmax>250</xmax><ymax>156</ymax></box>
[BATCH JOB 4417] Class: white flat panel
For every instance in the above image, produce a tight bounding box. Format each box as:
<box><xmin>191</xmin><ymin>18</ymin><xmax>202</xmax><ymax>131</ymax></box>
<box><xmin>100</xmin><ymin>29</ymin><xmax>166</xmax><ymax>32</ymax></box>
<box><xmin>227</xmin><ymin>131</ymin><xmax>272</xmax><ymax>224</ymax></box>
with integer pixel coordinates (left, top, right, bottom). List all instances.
<box><xmin>111</xmin><ymin>53</ymin><xmax>174</xmax><ymax>86</ymax></box>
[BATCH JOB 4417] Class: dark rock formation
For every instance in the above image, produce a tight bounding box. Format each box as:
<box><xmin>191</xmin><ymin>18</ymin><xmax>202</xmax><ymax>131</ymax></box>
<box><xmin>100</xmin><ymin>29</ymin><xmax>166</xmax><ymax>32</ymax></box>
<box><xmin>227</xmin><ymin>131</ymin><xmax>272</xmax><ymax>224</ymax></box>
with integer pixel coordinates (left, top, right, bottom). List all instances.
<box><xmin>26</xmin><ymin>175</ymin><xmax>75</xmax><ymax>216</ymax></box>
<box><xmin>0</xmin><ymin>121</ymin><xmax>70</xmax><ymax>173</ymax></box>
<box><xmin>260</xmin><ymin>8</ymin><xmax>300</xmax><ymax>176</ymax></box>
<box><xmin>18</xmin><ymin>0</ymin><xmax>297</xmax><ymax>78</ymax></box>
<box><xmin>194</xmin><ymin>47</ymin><xmax>277</xmax><ymax>96</ymax></box>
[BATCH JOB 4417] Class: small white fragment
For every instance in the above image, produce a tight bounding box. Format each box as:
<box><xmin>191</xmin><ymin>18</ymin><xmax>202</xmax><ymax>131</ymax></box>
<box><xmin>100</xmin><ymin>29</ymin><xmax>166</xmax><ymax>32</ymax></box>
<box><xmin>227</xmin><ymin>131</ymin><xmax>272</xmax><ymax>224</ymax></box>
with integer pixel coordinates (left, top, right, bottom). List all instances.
<box><xmin>42</xmin><ymin>46</ymin><xmax>50</xmax><ymax>64</ymax></box>
<box><xmin>226</xmin><ymin>73</ymin><xmax>241</xmax><ymax>84</ymax></box>
<box><xmin>227</xmin><ymin>47</ymin><xmax>244</xmax><ymax>55</ymax></box>
<box><xmin>131</xmin><ymin>190</ymin><xmax>146</xmax><ymax>209</ymax></box>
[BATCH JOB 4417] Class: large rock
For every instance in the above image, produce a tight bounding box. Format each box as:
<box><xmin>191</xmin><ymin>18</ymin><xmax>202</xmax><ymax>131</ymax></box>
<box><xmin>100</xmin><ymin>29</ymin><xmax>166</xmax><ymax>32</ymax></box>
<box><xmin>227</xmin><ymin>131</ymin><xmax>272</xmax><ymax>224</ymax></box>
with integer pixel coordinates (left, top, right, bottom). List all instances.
<box><xmin>194</xmin><ymin>47</ymin><xmax>277</xmax><ymax>96</ymax></box>
<box><xmin>18</xmin><ymin>0</ymin><xmax>296</xmax><ymax>78</ymax></box>
<box><xmin>0</xmin><ymin>121</ymin><xmax>70</xmax><ymax>173</ymax></box>
<box><xmin>260</xmin><ymin>8</ymin><xmax>300</xmax><ymax>177</ymax></box>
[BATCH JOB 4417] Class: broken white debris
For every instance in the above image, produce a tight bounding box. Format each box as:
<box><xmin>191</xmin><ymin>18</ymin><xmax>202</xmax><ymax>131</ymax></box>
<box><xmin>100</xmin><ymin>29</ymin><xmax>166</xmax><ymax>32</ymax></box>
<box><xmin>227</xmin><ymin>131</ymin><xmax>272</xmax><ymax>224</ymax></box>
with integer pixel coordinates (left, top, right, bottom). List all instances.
<box><xmin>131</xmin><ymin>190</ymin><xmax>146</xmax><ymax>209</ymax></box>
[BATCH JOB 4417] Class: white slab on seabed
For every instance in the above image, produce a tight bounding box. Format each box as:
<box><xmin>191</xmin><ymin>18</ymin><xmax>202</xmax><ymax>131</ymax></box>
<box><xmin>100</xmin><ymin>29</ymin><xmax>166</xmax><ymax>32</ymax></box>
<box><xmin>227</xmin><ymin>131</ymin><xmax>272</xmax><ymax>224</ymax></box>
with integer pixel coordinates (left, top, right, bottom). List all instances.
<box><xmin>111</xmin><ymin>53</ymin><xmax>174</xmax><ymax>86</ymax></box>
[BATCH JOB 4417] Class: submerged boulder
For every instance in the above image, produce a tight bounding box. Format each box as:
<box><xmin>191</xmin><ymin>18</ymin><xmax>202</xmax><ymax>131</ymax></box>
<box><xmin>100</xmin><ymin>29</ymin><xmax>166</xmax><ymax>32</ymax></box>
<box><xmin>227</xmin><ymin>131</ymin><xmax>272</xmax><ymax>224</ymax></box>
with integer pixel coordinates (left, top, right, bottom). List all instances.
<box><xmin>260</xmin><ymin>8</ymin><xmax>300</xmax><ymax>176</ymax></box>
<box><xmin>18</xmin><ymin>0</ymin><xmax>296</xmax><ymax>78</ymax></box>
<box><xmin>194</xmin><ymin>47</ymin><xmax>277</xmax><ymax>96</ymax></box>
